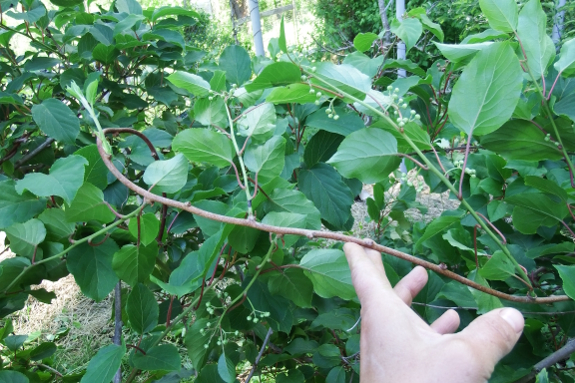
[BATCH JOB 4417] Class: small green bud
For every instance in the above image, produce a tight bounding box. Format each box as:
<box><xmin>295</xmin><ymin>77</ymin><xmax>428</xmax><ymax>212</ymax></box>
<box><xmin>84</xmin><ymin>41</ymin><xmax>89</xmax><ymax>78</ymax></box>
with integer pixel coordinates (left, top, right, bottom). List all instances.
<box><xmin>311</xmin><ymin>66</ymin><xmax>317</xmax><ymax>72</ymax></box>
<box><xmin>471</xmin><ymin>174</ymin><xmax>477</xmax><ymax>178</ymax></box>
<box><xmin>208</xmin><ymin>96</ymin><xmax>214</xmax><ymax>101</ymax></box>
<box><xmin>392</xmin><ymin>94</ymin><xmax>398</xmax><ymax>100</ymax></box>
<box><xmin>316</xmin><ymin>91</ymin><xmax>322</xmax><ymax>98</ymax></box>
<box><xmin>309</xmin><ymin>88</ymin><xmax>315</xmax><ymax>94</ymax></box>
<box><xmin>217</xmin><ymin>340</ymin><xmax>222</xmax><ymax>346</ymax></box>
<box><xmin>234</xmin><ymin>330</ymin><xmax>240</xmax><ymax>336</ymax></box>
<box><xmin>544</xmin><ymin>136</ymin><xmax>551</xmax><ymax>142</ymax></box>
<box><xmin>328</xmin><ymin>114</ymin><xmax>334</xmax><ymax>119</ymax></box>
<box><xmin>204</xmin><ymin>344</ymin><xmax>209</xmax><ymax>349</ymax></box>
<box><xmin>300</xmin><ymin>75</ymin><xmax>307</xmax><ymax>81</ymax></box>
<box><xmin>387</xmin><ymin>85</ymin><xmax>393</xmax><ymax>91</ymax></box>
<box><xmin>399</xmin><ymin>98</ymin><xmax>404</xmax><ymax>104</ymax></box>
<box><xmin>326</xmin><ymin>108</ymin><xmax>332</xmax><ymax>114</ymax></box>
<box><xmin>393</xmin><ymin>110</ymin><xmax>398</xmax><ymax>115</ymax></box>
<box><xmin>247</xmin><ymin>316</ymin><xmax>252</xmax><ymax>321</ymax></box>
<box><xmin>407</xmin><ymin>181</ymin><xmax>413</xmax><ymax>187</ymax></box>
<box><xmin>415</xmin><ymin>114</ymin><xmax>421</xmax><ymax>120</ymax></box>
<box><xmin>394</xmin><ymin>88</ymin><xmax>400</xmax><ymax>93</ymax></box>
<box><xmin>402</xmin><ymin>103</ymin><xmax>408</xmax><ymax>109</ymax></box>
<box><xmin>314</xmin><ymin>100</ymin><xmax>320</xmax><ymax>105</ymax></box>
<box><xmin>253</xmin><ymin>318</ymin><xmax>259</xmax><ymax>323</ymax></box>
<box><xmin>555</xmin><ymin>141</ymin><xmax>560</xmax><ymax>146</ymax></box>
<box><xmin>410</xmin><ymin>110</ymin><xmax>416</xmax><ymax>116</ymax></box>
<box><xmin>333</xmin><ymin>115</ymin><xmax>340</xmax><ymax>120</ymax></box>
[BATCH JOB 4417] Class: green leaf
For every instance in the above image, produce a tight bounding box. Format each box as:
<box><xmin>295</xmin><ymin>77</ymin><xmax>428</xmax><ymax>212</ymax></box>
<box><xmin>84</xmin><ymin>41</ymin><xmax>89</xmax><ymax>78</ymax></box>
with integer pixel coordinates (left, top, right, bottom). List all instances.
<box><xmin>305</xmin><ymin>107</ymin><xmax>365</xmax><ymax>136</ymax></box>
<box><xmin>143</xmin><ymin>153</ymin><xmax>188</xmax><ymax>194</ymax></box>
<box><xmin>409</xmin><ymin>8</ymin><xmax>444</xmax><ymax>42</ymax></box>
<box><xmin>516</xmin><ymin>0</ymin><xmax>555</xmax><ymax>80</ymax></box>
<box><xmin>266</xmin><ymin>84</ymin><xmax>318</xmax><ymax>104</ymax></box>
<box><xmin>237</xmin><ymin>102</ymin><xmax>277</xmax><ymax>140</ymax></box>
<box><xmin>66</xmin><ymin>183</ymin><xmax>116</xmax><ymax>224</ymax></box>
<box><xmin>535</xmin><ymin>369</ymin><xmax>549</xmax><ymax>383</ymax></box>
<box><xmin>0</xmin><ymin>370</ymin><xmax>30</xmax><ymax>383</ymax></box>
<box><xmin>245</xmin><ymin>62</ymin><xmax>301</xmax><ymax>92</ymax></box>
<box><xmin>4</xmin><ymin>334</ymin><xmax>28</xmax><ymax>350</ymax></box>
<box><xmin>555</xmin><ymin>38</ymin><xmax>575</xmax><ymax>77</ymax></box>
<box><xmin>434</xmin><ymin>42</ymin><xmax>492</xmax><ymax>64</ymax></box>
<box><xmin>30</xmin><ymin>341</ymin><xmax>57</xmax><ymax>361</ymax></box>
<box><xmin>261</xmin><ymin>212</ymin><xmax>306</xmax><ymax>247</ymax></box>
<box><xmin>16</xmin><ymin>155</ymin><xmax>88</xmax><ymax>205</ymax></box>
<box><xmin>278</xmin><ymin>16</ymin><xmax>287</xmax><ymax>53</ymax></box>
<box><xmin>343</xmin><ymin>52</ymin><xmax>384</xmax><ymax>77</ymax></box>
<box><xmin>244</xmin><ymin>136</ymin><xmax>286</xmax><ymax>183</ymax></box>
<box><xmin>268</xmin><ymin>268</ymin><xmax>313</xmax><ymax>307</ymax></box>
<box><xmin>116</xmin><ymin>0</ymin><xmax>142</xmax><ymax>14</ymax></box>
<box><xmin>80</xmin><ymin>344</ymin><xmax>126</xmax><ymax>383</ymax></box>
<box><xmin>173</xmin><ymin>129</ymin><xmax>234</xmax><ymax>168</ymax></box>
<box><xmin>415</xmin><ymin>216</ymin><xmax>463</xmax><ymax>250</ymax></box>
<box><xmin>185</xmin><ymin>318</ymin><xmax>211</xmax><ymax>371</ymax></box>
<box><xmin>0</xmin><ymin>180</ymin><xmax>45</xmax><ymax>230</ymax></box>
<box><xmin>67</xmin><ymin>240</ymin><xmax>119</xmax><ymax>301</ymax></box>
<box><xmin>479</xmin><ymin>0</ymin><xmax>518</xmax><ymax>33</ymax></box>
<box><xmin>554</xmin><ymin>265</ymin><xmax>575</xmax><ymax>300</ymax></box>
<box><xmin>132</xmin><ymin>344</ymin><xmax>181</xmax><ymax>371</ymax></box>
<box><xmin>506</xmin><ymin>180</ymin><xmax>569</xmax><ymax>234</ymax></box>
<box><xmin>128</xmin><ymin>213</ymin><xmax>160</xmax><ymax>247</ymax></box>
<box><xmin>31</xmin><ymin>99</ymin><xmax>80</xmax><ymax>145</ymax></box>
<box><xmin>218</xmin><ymin>353</ymin><xmax>235</xmax><ymax>383</ymax></box>
<box><xmin>326</xmin><ymin>366</ymin><xmax>346</xmax><ymax>383</ymax></box>
<box><xmin>194</xmin><ymin>97</ymin><xmax>227</xmax><ymax>126</ymax></box>
<box><xmin>6</xmin><ymin>6</ymin><xmax>46</xmax><ymax>23</ymax></box>
<box><xmin>300</xmin><ymin>249</ymin><xmax>355</xmax><ymax>300</ymax></box>
<box><xmin>381</xmin><ymin>59</ymin><xmax>426</xmax><ymax>77</ymax></box>
<box><xmin>113</xmin><ymin>14</ymin><xmax>145</xmax><ymax>36</ymax></box>
<box><xmin>328</xmin><ymin>128</ymin><xmax>399</xmax><ymax>184</ymax></box>
<box><xmin>112</xmin><ymin>243</ymin><xmax>157</xmax><ymax>287</ymax></box>
<box><xmin>150</xmin><ymin>6</ymin><xmax>199</xmax><ymax>22</ymax></box>
<box><xmin>92</xmin><ymin>44</ymin><xmax>118</xmax><ymax>64</ymax></box>
<box><xmin>76</xmin><ymin>145</ymin><xmax>109</xmax><ymax>190</ymax></box>
<box><xmin>304</xmin><ymin>130</ymin><xmax>344</xmax><ymax>168</ymax></box>
<box><xmin>353</xmin><ymin>32</ymin><xmax>378</xmax><ymax>52</ymax></box>
<box><xmin>264</xmin><ymin>189</ymin><xmax>322</xmax><ymax>230</ymax></box>
<box><xmin>167</xmin><ymin>72</ymin><xmax>211</xmax><ymax>97</ymax></box>
<box><xmin>553</xmin><ymin>92</ymin><xmax>575</xmax><ymax>121</ymax></box>
<box><xmin>449</xmin><ymin>42</ymin><xmax>523</xmax><ymax>136</ymax></box>
<box><xmin>479</xmin><ymin>250</ymin><xmax>516</xmax><ymax>280</ymax></box>
<box><xmin>312</xmin><ymin>63</ymin><xmax>371</xmax><ymax>99</ymax></box>
<box><xmin>480</xmin><ymin>120</ymin><xmax>563</xmax><ymax>161</ymax></box>
<box><xmin>461</xmin><ymin>29</ymin><xmax>510</xmax><ymax>44</ymax></box>
<box><xmin>468</xmin><ymin>270</ymin><xmax>503</xmax><ymax>314</ymax></box>
<box><xmin>127</xmin><ymin>283</ymin><xmax>159</xmax><ymax>334</ymax></box>
<box><xmin>5</xmin><ymin>219</ymin><xmax>46</xmax><ymax>259</ymax></box>
<box><xmin>219</xmin><ymin>45</ymin><xmax>251</xmax><ymax>86</ymax></box>
<box><xmin>298</xmin><ymin>164</ymin><xmax>354</xmax><ymax>230</ymax></box>
<box><xmin>24</xmin><ymin>57</ymin><xmax>61</xmax><ymax>72</ymax></box>
<box><xmin>390</xmin><ymin>18</ymin><xmax>422</xmax><ymax>52</ymax></box>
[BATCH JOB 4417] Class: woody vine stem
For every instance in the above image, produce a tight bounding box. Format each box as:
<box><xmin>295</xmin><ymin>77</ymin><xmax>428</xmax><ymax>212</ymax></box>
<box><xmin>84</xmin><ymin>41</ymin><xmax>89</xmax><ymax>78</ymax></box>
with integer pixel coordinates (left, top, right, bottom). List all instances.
<box><xmin>95</xmin><ymin>134</ymin><xmax>566</xmax><ymax>304</ymax></box>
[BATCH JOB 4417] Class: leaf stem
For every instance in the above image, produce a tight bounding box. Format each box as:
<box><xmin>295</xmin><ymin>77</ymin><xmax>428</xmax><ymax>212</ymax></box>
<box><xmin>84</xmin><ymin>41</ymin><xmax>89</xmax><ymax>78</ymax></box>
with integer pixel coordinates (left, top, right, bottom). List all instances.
<box><xmin>225</xmin><ymin>103</ymin><xmax>254</xmax><ymax>217</ymax></box>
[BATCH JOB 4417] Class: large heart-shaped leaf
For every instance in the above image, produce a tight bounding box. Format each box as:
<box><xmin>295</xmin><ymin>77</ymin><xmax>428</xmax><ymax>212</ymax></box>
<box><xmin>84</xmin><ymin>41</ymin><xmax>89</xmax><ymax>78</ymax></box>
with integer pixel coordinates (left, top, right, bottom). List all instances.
<box><xmin>300</xmin><ymin>249</ymin><xmax>355</xmax><ymax>300</ymax></box>
<box><xmin>127</xmin><ymin>283</ymin><xmax>159</xmax><ymax>334</ymax></box>
<box><xmin>143</xmin><ymin>153</ymin><xmax>188</xmax><ymax>194</ymax></box>
<box><xmin>31</xmin><ymin>99</ymin><xmax>80</xmax><ymax>145</ymax></box>
<box><xmin>173</xmin><ymin>129</ymin><xmax>235</xmax><ymax>168</ymax></box>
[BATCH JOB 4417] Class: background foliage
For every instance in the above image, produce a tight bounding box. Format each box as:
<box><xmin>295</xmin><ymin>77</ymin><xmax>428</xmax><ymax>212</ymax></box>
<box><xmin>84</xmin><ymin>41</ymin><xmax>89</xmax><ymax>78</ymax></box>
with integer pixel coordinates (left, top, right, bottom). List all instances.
<box><xmin>1</xmin><ymin>1</ymin><xmax>575</xmax><ymax>383</ymax></box>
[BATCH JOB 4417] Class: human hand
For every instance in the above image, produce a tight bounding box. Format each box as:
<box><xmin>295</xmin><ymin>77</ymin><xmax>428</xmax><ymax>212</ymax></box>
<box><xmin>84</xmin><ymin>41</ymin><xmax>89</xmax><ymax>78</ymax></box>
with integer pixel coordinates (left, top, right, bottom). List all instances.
<box><xmin>343</xmin><ymin>242</ymin><xmax>524</xmax><ymax>383</ymax></box>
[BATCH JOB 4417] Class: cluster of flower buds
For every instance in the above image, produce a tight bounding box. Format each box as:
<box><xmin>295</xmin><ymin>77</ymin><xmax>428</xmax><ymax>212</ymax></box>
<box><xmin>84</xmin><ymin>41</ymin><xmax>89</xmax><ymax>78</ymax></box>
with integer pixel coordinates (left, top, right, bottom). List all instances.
<box><xmin>453</xmin><ymin>160</ymin><xmax>477</xmax><ymax>178</ymax></box>
<box><xmin>246</xmin><ymin>310</ymin><xmax>271</xmax><ymax>324</ymax></box>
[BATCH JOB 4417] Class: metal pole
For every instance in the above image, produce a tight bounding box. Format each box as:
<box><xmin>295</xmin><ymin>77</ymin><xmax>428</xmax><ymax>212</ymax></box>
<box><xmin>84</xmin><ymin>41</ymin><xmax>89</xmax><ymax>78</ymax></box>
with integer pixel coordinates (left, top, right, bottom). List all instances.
<box><xmin>396</xmin><ymin>0</ymin><xmax>406</xmax><ymax>77</ymax></box>
<box><xmin>248</xmin><ymin>0</ymin><xmax>265</xmax><ymax>56</ymax></box>
<box><xmin>396</xmin><ymin>0</ymin><xmax>408</xmax><ymax>177</ymax></box>
<box><xmin>552</xmin><ymin>0</ymin><xmax>566</xmax><ymax>47</ymax></box>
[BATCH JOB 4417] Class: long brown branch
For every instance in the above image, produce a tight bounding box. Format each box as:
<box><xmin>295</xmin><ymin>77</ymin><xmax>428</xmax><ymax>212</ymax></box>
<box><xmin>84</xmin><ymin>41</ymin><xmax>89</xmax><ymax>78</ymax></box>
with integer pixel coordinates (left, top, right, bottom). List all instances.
<box><xmin>96</xmin><ymin>135</ymin><xmax>570</xmax><ymax>304</ymax></box>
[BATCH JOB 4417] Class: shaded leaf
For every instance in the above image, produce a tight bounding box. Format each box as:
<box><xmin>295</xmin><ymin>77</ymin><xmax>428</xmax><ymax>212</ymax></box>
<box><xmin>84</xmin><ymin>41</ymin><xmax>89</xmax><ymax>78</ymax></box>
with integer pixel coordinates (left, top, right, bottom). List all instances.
<box><xmin>300</xmin><ymin>249</ymin><xmax>355</xmax><ymax>300</ymax></box>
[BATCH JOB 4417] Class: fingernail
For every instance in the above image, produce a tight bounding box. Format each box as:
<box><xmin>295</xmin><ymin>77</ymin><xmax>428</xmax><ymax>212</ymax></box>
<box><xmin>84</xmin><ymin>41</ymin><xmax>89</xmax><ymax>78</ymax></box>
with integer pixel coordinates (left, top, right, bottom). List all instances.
<box><xmin>499</xmin><ymin>308</ymin><xmax>524</xmax><ymax>333</ymax></box>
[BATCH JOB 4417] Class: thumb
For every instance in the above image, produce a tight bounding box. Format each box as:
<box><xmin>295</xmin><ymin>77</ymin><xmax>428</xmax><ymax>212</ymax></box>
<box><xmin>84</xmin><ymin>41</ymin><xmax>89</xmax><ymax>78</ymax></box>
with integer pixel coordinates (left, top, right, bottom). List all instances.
<box><xmin>457</xmin><ymin>308</ymin><xmax>524</xmax><ymax>366</ymax></box>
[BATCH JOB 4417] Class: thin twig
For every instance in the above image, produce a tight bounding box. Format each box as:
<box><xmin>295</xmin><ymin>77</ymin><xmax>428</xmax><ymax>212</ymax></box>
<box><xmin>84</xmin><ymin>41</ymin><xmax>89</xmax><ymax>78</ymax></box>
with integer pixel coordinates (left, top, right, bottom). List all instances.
<box><xmin>245</xmin><ymin>327</ymin><xmax>274</xmax><ymax>383</ymax></box>
<box><xmin>513</xmin><ymin>338</ymin><xmax>575</xmax><ymax>383</ymax></box>
<box><xmin>95</xmin><ymin>135</ymin><xmax>570</xmax><ymax>304</ymax></box>
<box><xmin>113</xmin><ymin>281</ymin><xmax>123</xmax><ymax>383</ymax></box>
<box><xmin>14</xmin><ymin>137</ymin><xmax>55</xmax><ymax>169</ymax></box>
